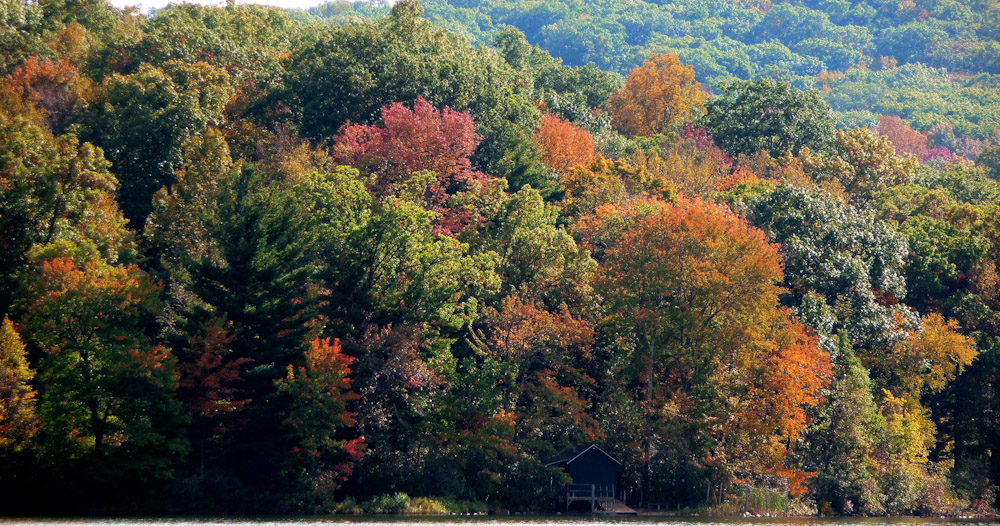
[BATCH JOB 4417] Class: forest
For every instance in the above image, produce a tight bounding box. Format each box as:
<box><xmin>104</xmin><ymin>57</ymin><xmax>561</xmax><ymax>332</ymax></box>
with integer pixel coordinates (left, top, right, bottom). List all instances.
<box><xmin>2</xmin><ymin>0</ymin><xmax>1000</xmax><ymax>516</ymax></box>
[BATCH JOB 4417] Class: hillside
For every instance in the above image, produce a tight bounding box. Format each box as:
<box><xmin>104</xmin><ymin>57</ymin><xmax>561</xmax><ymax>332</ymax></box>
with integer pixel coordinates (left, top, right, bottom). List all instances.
<box><xmin>313</xmin><ymin>0</ymin><xmax>1000</xmax><ymax>156</ymax></box>
<box><xmin>1</xmin><ymin>0</ymin><xmax>1000</xmax><ymax>516</ymax></box>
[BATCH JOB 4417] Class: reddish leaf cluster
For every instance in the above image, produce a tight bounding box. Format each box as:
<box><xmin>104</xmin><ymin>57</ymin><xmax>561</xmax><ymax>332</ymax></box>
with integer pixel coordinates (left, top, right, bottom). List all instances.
<box><xmin>177</xmin><ymin>318</ymin><xmax>251</xmax><ymax>420</ymax></box>
<box><xmin>334</xmin><ymin>97</ymin><xmax>488</xmax><ymax>209</ymax></box>
<box><xmin>921</xmin><ymin>146</ymin><xmax>954</xmax><ymax>163</ymax></box>
<box><xmin>876</xmin><ymin>115</ymin><xmax>929</xmax><ymax>158</ymax></box>
<box><xmin>680</xmin><ymin>123</ymin><xmax>729</xmax><ymax>162</ymax></box>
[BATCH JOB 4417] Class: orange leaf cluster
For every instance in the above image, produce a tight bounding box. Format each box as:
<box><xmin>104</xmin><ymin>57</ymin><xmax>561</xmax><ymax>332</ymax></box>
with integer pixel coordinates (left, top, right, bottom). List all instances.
<box><xmin>534</xmin><ymin>113</ymin><xmax>595</xmax><ymax>174</ymax></box>
<box><xmin>717</xmin><ymin>166</ymin><xmax>760</xmax><ymax>192</ymax></box>
<box><xmin>1</xmin><ymin>57</ymin><xmax>82</xmax><ymax>132</ymax></box>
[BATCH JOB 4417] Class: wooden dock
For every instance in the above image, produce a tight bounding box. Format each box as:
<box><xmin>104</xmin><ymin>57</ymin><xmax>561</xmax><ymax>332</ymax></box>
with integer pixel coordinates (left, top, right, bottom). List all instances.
<box><xmin>566</xmin><ymin>484</ymin><xmax>637</xmax><ymax>514</ymax></box>
<box><xmin>597</xmin><ymin>499</ymin><xmax>637</xmax><ymax>515</ymax></box>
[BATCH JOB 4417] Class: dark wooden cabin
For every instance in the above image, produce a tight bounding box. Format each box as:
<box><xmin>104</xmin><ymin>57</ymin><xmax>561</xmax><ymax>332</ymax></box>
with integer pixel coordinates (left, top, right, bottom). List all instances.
<box><xmin>545</xmin><ymin>444</ymin><xmax>621</xmax><ymax>512</ymax></box>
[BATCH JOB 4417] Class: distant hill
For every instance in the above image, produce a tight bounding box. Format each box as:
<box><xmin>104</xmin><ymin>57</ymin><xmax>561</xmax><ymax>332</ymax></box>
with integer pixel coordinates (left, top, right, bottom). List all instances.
<box><xmin>309</xmin><ymin>0</ymin><xmax>1000</xmax><ymax>152</ymax></box>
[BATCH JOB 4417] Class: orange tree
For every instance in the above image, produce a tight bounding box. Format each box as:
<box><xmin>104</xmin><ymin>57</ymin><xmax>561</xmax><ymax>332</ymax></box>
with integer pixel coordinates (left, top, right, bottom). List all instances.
<box><xmin>595</xmin><ymin>197</ymin><xmax>830</xmax><ymax>504</ymax></box>
<box><xmin>605</xmin><ymin>53</ymin><xmax>707</xmax><ymax>137</ymax></box>
<box><xmin>533</xmin><ymin>113</ymin><xmax>595</xmax><ymax>174</ymax></box>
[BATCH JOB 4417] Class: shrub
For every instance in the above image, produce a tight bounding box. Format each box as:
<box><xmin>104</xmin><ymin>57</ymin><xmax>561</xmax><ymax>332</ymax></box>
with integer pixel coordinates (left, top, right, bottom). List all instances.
<box><xmin>405</xmin><ymin>497</ymin><xmax>450</xmax><ymax>515</ymax></box>
<box><xmin>361</xmin><ymin>493</ymin><xmax>411</xmax><ymax>514</ymax></box>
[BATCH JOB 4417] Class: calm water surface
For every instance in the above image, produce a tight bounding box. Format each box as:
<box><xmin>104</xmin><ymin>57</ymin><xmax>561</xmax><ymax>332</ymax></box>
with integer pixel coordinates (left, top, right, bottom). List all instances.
<box><xmin>1</xmin><ymin>517</ymin><xmax>997</xmax><ymax>526</ymax></box>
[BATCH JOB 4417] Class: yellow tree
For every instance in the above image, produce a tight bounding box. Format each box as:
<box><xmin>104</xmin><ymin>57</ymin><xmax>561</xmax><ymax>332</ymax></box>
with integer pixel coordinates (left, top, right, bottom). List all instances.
<box><xmin>885</xmin><ymin>312</ymin><xmax>977</xmax><ymax>398</ymax></box>
<box><xmin>559</xmin><ymin>156</ymin><xmax>676</xmax><ymax>223</ymax></box>
<box><xmin>0</xmin><ymin>317</ymin><xmax>37</xmax><ymax>450</ymax></box>
<box><xmin>802</xmin><ymin>127</ymin><xmax>916</xmax><ymax>204</ymax></box>
<box><xmin>632</xmin><ymin>131</ymin><xmax>731</xmax><ymax>199</ymax></box>
<box><xmin>605</xmin><ymin>53</ymin><xmax>707</xmax><ymax>137</ymax></box>
<box><xmin>861</xmin><ymin>312</ymin><xmax>977</xmax><ymax>512</ymax></box>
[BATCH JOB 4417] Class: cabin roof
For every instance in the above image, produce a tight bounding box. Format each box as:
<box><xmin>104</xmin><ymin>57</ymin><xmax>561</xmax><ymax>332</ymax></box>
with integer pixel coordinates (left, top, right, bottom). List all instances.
<box><xmin>544</xmin><ymin>444</ymin><xmax>621</xmax><ymax>467</ymax></box>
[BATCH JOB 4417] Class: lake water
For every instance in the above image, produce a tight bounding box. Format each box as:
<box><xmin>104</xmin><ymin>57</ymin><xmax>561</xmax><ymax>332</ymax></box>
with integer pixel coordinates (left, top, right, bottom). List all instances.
<box><xmin>0</xmin><ymin>517</ymin><xmax>997</xmax><ymax>526</ymax></box>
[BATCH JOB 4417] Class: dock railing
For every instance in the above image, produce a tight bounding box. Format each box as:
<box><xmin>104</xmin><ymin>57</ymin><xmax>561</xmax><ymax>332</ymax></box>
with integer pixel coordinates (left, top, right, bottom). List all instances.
<box><xmin>566</xmin><ymin>483</ymin><xmax>615</xmax><ymax>513</ymax></box>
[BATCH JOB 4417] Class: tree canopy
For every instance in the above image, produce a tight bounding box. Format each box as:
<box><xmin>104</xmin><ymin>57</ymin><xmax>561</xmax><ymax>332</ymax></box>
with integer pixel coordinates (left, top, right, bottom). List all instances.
<box><xmin>1</xmin><ymin>0</ymin><xmax>1000</xmax><ymax>516</ymax></box>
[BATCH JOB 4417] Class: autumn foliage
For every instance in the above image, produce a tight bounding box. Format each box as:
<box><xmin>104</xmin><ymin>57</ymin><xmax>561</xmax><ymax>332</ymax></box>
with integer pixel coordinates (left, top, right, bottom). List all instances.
<box><xmin>1</xmin><ymin>57</ymin><xmax>81</xmax><ymax>132</ymax></box>
<box><xmin>877</xmin><ymin>115</ymin><xmax>929</xmax><ymax>159</ymax></box>
<box><xmin>277</xmin><ymin>337</ymin><xmax>365</xmax><ymax>502</ymax></box>
<box><xmin>886</xmin><ymin>312</ymin><xmax>978</xmax><ymax>396</ymax></box>
<box><xmin>605</xmin><ymin>53</ymin><xmax>708</xmax><ymax>137</ymax></box>
<box><xmin>717</xmin><ymin>166</ymin><xmax>761</xmax><ymax>192</ymax></box>
<box><xmin>19</xmin><ymin>256</ymin><xmax>183</xmax><ymax>461</ymax></box>
<box><xmin>0</xmin><ymin>317</ymin><xmax>37</xmax><ymax>450</ymax></box>
<box><xmin>4</xmin><ymin>0</ymin><xmax>1000</xmax><ymax>514</ymax></box>
<box><xmin>631</xmin><ymin>125</ymin><xmax>733</xmax><ymax>198</ymax></box>
<box><xmin>334</xmin><ymin>96</ymin><xmax>488</xmax><ymax>208</ymax></box>
<box><xmin>534</xmin><ymin>113</ymin><xmax>595</xmax><ymax>174</ymax></box>
<box><xmin>176</xmin><ymin>317</ymin><xmax>250</xmax><ymax>421</ymax></box>
<box><xmin>597</xmin><ymin>197</ymin><xmax>831</xmax><ymax>488</ymax></box>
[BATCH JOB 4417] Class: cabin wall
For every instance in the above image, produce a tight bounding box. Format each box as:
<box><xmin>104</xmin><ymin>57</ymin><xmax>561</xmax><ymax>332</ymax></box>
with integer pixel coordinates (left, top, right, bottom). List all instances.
<box><xmin>567</xmin><ymin>450</ymin><xmax>617</xmax><ymax>488</ymax></box>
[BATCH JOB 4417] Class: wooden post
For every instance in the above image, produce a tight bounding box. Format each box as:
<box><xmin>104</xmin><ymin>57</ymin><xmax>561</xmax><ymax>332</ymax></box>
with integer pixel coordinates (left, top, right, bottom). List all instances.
<box><xmin>784</xmin><ymin>483</ymin><xmax>789</xmax><ymax>518</ymax></box>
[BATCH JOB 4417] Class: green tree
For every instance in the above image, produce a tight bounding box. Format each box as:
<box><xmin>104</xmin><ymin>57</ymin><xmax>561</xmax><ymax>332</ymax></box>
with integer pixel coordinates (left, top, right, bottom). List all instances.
<box><xmin>0</xmin><ymin>0</ymin><xmax>50</xmax><ymax>76</ymax></box>
<box><xmin>37</xmin><ymin>0</ymin><xmax>116</xmax><ymax>35</ymax></box>
<box><xmin>703</xmin><ymin>78</ymin><xmax>835</xmax><ymax>157</ymax></box>
<box><xmin>460</xmin><ymin>182</ymin><xmax>600</xmax><ymax>456</ymax></box>
<box><xmin>292</xmin><ymin>167</ymin><xmax>501</xmax><ymax>499</ymax></box>
<box><xmin>462</xmin><ymin>183</ymin><xmax>597</xmax><ymax>312</ymax></box>
<box><xmin>977</xmin><ymin>146</ymin><xmax>1000</xmax><ymax>180</ymax></box>
<box><xmin>0</xmin><ymin>113</ymin><xmax>128</xmax><ymax>319</ymax></box>
<box><xmin>83</xmin><ymin>60</ymin><xmax>231</xmax><ymax>227</ymax></box>
<box><xmin>18</xmin><ymin>255</ymin><xmax>187</xmax><ymax>483</ymax></box>
<box><xmin>98</xmin><ymin>3</ymin><xmax>303</xmax><ymax>83</ymax></box>
<box><xmin>275</xmin><ymin>337</ymin><xmax>365</xmax><ymax>511</ymax></box>
<box><xmin>807</xmin><ymin>332</ymin><xmax>888</xmax><ymax>515</ymax></box>
<box><xmin>151</xmin><ymin>156</ymin><xmax>319</xmax><ymax>508</ymax></box>
<box><xmin>283</xmin><ymin>0</ymin><xmax>540</xmax><ymax>181</ymax></box>
<box><xmin>883</xmin><ymin>198</ymin><xmax>987</xmax><ymax>312</ymax></box>
<box><xmin>740</xmin><ymin>184</ymin><xmax>915</xmax><ymax>353</ymax></box>
<box><xmin>539</xmin><ymin>15</ymin><xmax>632</xmax><ymax>71</ymax></box>
<box><xmin>494</xmin><ymin>28</ymin><xmax>622</xmax><ymax>115</ymax></box>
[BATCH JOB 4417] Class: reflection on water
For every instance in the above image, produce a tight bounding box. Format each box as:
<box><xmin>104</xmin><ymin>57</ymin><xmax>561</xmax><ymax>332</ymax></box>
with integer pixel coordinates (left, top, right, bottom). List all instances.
<box><xmin>0</xmin><ymin>517</ymin><xmax>998</xmax><ymax>526</ymax></box>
